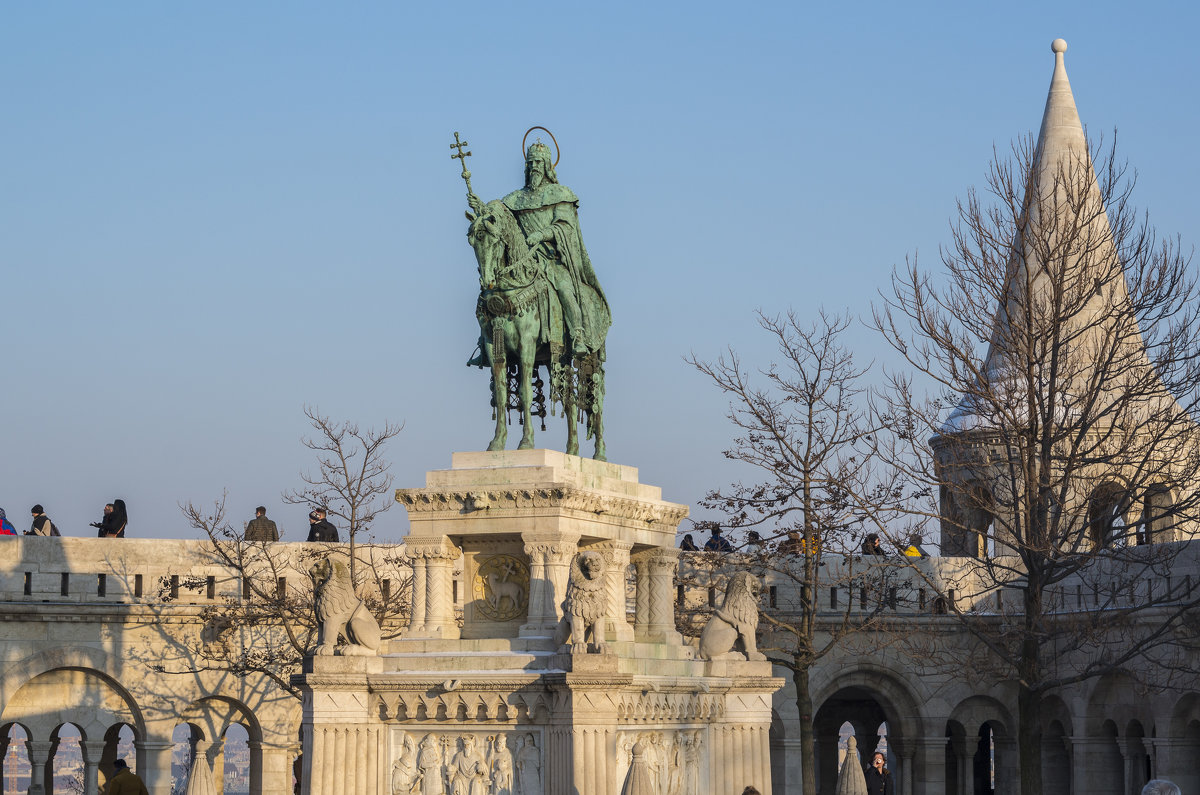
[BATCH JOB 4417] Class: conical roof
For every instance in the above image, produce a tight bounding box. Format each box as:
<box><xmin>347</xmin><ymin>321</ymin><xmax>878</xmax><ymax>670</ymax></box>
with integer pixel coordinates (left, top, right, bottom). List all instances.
<box><xmin>941</xmin><ymin>39</ymin><xmax>1172</xmax><ymax>434</ymax></box>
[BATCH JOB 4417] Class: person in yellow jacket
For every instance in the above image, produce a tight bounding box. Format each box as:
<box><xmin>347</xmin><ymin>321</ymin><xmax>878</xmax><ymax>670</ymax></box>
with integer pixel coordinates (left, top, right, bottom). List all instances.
<box><xmin>106</xmin><ymin>759</ymin><xmax>148</xmax><ymax>795</ymax></box>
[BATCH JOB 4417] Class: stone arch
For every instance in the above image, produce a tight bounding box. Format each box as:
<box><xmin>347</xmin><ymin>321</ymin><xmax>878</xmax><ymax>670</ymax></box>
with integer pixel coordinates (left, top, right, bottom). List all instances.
<box><xmin>1</xmin><ymin>646</ymin><xmax>145</xmax><ymax>733</ymax></box>
<box><xmin>945</xmin><ymin>695</ymin><xmax>1015</xmax><ymax>795</ymax></box>
<box><xmin>811</xmin><ymin>664</ymin><xmax>927</xmax><ymax>795</ymax></box>
<box><xmin>1088</xmin><ymin>479</ymin><xmax>1133</xmax><ymax>549</ymax></box>
<box><xmin>0</xmin><ymin>663</ymin><xmax>143</xmax><ymax>746</ymax></box>
<box><xmin>1085</xmin><ymin>673</ymin><xmax>1152</xmax><ymax>735</ymax></box>
<box><xmin>1166</xmin><ymin>693</ymin><xmax>1200</xmax><ymax>793</ymax></box>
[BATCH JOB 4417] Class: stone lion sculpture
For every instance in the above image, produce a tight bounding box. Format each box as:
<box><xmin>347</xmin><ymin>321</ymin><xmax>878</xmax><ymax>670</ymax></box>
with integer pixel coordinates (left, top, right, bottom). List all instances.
<box><xmin>555</xmin><ymin>550</ymin><xmax>608</xmax><ymax>653</ymax></box>
<box><xmin>310</xmin><ymin>556</ymin><xmax>382</xmax><ymax>656</ymax></box>
<box><xmin>698</xmin><ymin>571</ymin><xmax>765</xmax><ymax>661</ymax></box>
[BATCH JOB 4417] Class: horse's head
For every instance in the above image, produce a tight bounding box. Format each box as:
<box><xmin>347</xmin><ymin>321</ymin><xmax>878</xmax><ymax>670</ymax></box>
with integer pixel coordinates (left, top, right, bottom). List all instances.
<box><xmin>466</xmin><ymin>200</ymin><xmax>527</xmax><ymax>291</ymax></box>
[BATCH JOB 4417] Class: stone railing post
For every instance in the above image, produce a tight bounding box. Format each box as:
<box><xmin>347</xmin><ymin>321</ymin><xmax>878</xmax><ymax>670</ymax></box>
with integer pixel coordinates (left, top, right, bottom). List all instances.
<box><xmin>595</xmin><ymin>540</ymin><xmax>634</xmax><ymax>641</ymax></box>
<box><xmin>644</xmin><ymin>548</ymin><xmax>681</xmax><ymax>643</ymax></box>
<box><xmin>522</xmin><ymin>534</ymin><xmax>578</xmax><ymax>635</ymax></box>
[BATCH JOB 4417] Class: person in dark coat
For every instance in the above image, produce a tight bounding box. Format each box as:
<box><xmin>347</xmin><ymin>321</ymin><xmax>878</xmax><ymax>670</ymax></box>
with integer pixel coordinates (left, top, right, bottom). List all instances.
<box><xmin>865</xmin><ymin>751</ymin><xmax>894</xmax><ymax>795</ymax></box>
<box><xmin>0</xmin><ymin>508</ymin><xmax>17</xmax><ymax>536</ymax></box>
<box><xmin>679</xmin><ymin>533</ymin><xmax>699</xmax><ymax>551</ymax></box>
<box><xmin>306</xmin><ymin>508</ymin><xmax>339</xmax><ymax>542</ymax></box>
<box><xmin>703</xmin><ymin>527</ymin><xmax>733</xmax><ymax>552</ymax></box>
<box><xmin>91</xmin><ymin>501</ymin><xmax>128</xmax><ymax>537</ymax></box>
<box><xmin>245</xmin><ymin>506</ymin><xmax>279</xmax><ymax>542</ymax></box>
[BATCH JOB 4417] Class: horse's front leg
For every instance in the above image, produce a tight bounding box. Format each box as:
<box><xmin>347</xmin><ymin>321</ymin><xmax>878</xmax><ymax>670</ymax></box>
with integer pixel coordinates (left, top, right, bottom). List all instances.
<box><xmin>486</xmin><ymin>329</ymin><xmax>508</xmax><ymax>452</ymax></box>
<box><xmin>517</xmin><ymin>349</ymin><xmax>536</xmax><ymax>450</ymax></box>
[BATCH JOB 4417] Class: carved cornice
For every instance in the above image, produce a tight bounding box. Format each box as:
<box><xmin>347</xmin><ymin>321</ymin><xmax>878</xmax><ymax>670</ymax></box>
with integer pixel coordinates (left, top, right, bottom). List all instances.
<box><xmin>396</xmin><ymin>486</ymin><xmax>689</xmax><ymax>528</ymax></box>
<box><xmin>403</xmin><ymin>537</ymin><xmax>461</xmax><ymax>561</ymax></box>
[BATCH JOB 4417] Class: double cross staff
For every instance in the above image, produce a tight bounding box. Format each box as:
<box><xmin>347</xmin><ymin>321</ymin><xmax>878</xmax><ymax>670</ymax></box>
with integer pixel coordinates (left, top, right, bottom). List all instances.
<box><xmin>450</xmin><ymin>131</ymin><xmax>479</xmax><ymax>208</ymax></box>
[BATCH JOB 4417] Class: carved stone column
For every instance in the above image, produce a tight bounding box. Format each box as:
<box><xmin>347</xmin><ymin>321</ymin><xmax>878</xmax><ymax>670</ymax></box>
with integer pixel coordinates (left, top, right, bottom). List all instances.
<box><xmin>595</xmin><ymin>540</ymin><xmax>634</xmax><ymax>641</ymax></box>
<box><xmin>27</xmin><ymin>740</ymin><xmax>51</xmax><ymax>795</ymax></box>
<box><xmin>408</xmin><ymin>555</ymin><xmax>427</xmax><ymax>634</ymax></box>
<box><xmin>522</xmin><ymin>533</ymin><xmax>578</xmax><ymax>635</ymax></box>
<box><xmin>139</xmin><ymin>737</ymin><xmax>178</xmax><ymax>795</ymax></box>
<box><xmin>633</xmin><ymin>554</ymin><xmax>652</xmax><ymax>639</ymax></box>
<box><xmin>645</xmin><ymin>548</ymin><xmax>682</xmax><ymax>643</ymax></box>
<box><xmin>405</xmin><ymin>537</ymin><xmax>461</xmax><ymax>639</ymax></box>
<box><xmin>544</xmin><ymin>538</ymin><xmax>579</xmax><ymax>629</ymax></box>
<box><xmin>80</xmin><ymin>740</ymin><xmax>107</xmax><ymax>795</ymax></box>
<box><xmin>521</xmin><ymin>540</ymin><xmax>550</xmax><ymax>636</ymax></box>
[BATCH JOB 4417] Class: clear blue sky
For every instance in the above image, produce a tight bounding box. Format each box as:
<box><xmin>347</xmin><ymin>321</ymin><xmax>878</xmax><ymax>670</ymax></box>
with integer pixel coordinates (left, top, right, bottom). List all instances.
<box><xmin>3</xmin><ymin>2</ymin><xmax>1199</xmax><ymax>540</ymax></box>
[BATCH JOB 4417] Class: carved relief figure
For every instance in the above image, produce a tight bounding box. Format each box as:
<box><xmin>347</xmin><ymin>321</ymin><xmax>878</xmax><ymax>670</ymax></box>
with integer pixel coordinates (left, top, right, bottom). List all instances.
<box><xmin>449</xmin><ymin>735</ymin><xmax>489</xmax><ymax>795</ymax></box>
<box><xmin>682</xmin><ymin>731</ymin><xmax>702</xmax><ymax>795</ymax></box>
<box><xmin>489</xmin><ymin>734</ymin><xmax>514</xmax><ymax>795</ymax></box>
<box><xmin>555</xmin><ymin>550</ymin><xmax>608</xmax><ymax>653</ymax></box>
<box><xmin>697</xmin><ymin>571</ymin><xmax>765</xmax><ymax>661</ymax></box>
<box><xmin>514</xmin><ymin>734</ymin><xmax>542</xmax><ymax>795</ymax></box>
<box><xmin>309</xmin><ymin>555</ymin><xmax>382</xmax><ymax>656</ymax></box>
<box><xmin>418</xmin><ymin>734</ymin><xmax>446</xmax><ymax>795</ymax></box>
<box><xmin>392</xmin><ymin>731</ymin><xmax>419</xmax><ymax>794</ymax></box>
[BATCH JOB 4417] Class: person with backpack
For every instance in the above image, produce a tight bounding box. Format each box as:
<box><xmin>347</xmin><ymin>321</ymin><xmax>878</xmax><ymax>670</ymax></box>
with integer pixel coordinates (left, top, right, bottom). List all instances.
<box><xmin>0</xmin><ymin>508</ymin><xmax>16</xmax><ymax>536</ymax></box>
<box><xmin>28</xmin><ymin>505</ymin><xmax>59</xmax><ymax>536</ymax></box>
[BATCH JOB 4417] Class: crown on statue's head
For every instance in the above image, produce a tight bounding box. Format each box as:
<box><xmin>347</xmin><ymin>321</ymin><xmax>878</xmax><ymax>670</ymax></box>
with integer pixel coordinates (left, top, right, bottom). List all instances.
<box><xmin>526</xmin><ymin>141</ymin><xmax>552</xmax><ymax>162</ymax></box>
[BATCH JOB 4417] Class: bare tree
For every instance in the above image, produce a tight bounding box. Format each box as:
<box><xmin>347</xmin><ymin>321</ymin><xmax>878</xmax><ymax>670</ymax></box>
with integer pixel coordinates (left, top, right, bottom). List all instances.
<box><xmin>687</xmin><ymin>309</ymin><xmax>904</xmax><ymax>795</ymax></box>
<box><xmin>169</xmin><ymin>408</ymin><xmax>410</xmax><ymax>699</ymax></box>
<box><xmin>873</xmin><ymin>130</ymin><xmax>1200</xmax><ymax>793</ymax></box>
<box><xmin>283</xmin><ymin>406</ymin><xmax>404</xmax><ymax>580</ymax></box>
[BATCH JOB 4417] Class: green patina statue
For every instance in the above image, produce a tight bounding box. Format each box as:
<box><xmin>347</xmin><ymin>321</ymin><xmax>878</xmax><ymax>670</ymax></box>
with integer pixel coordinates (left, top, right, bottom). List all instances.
<box><xmin>452</xmin><ymin>129</ymin><xmax>610</xmax><ymax>460</ymax></box>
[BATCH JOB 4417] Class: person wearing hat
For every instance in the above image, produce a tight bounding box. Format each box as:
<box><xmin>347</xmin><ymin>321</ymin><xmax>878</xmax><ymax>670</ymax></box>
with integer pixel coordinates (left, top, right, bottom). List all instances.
<box><xmin>306</xmin><ymin>508</ymin><xmax>339</xmax><ymax>542</ymax></box>
<box><xmin>106</xmin><ymin>759</ymin><xmax>148</xmax><ymax>795</ymax></box>
<box><xmin>28</xmin><ymin>505</ymin><xmax>58</xmax><ymax>536</ymax></box>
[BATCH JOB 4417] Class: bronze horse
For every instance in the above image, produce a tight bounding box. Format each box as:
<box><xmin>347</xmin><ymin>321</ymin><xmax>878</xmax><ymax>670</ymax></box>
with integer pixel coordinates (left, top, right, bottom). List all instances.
<box><xmin>465</xmin><ymin>200</ymin><xmax>606</xmax><ymax>460</ymax></box>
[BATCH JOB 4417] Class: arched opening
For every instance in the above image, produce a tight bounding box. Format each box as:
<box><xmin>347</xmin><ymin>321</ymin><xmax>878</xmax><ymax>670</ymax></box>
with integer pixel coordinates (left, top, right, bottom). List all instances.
<box><xmin>2</xmin><ymin>723</ymin><xmax>31</xmax><ymax>794</ymax></box>
<box><xmin>1041</xmin><ymin>720</ymin><xmax>1070</xmax><ymax>793</ymax></box>
<box><xmin>1094</xmin><ymin>720</ymin><xmax>1123</xmax><ymax>795</ymax></box>
<box><xmin>172</xmin><ymin>722</ymin><xmax>205</xmax><ymax>795</ymax></box>
<box><xmin>971</xmin><ymin>723</ymin><xmax>995</xmax><ymax>795</ymax></box>
<box><xmin>940</xmin><ymin>483</ymin><xmax>994</xmax><ymax>558</ymax></box>
<box><xmin>814</xmin><ymin>689</ymin><xmax>894</xmax><ymax>794</ymax></box>
<box><xmin>1141</xmin><ymin>485</ymin><xmax>1174</xmax><ymax>545</ymax></box>
<box><xmin>49</xmin><ymin>723</ymin><xmax>84</xmax><ymax>794</ymax></box>
<box><xmin>944</xmin><ymin>720</ymin><xmax>967</xmax><ymax>795</ymax></box>
<box><xmin>1125</xmin><ymin>720</ymin><xmax>1150</xmax><ymax>794</ymax></box>
<box><xmin>1089</xmin><ymin>482</ymin><xmax>1130</xmax><ymax>549</ymax></box>
<box><xmin>223</xmin><ymin>723</ymin><xmax>250</xmax><ymax>795</ymax></box>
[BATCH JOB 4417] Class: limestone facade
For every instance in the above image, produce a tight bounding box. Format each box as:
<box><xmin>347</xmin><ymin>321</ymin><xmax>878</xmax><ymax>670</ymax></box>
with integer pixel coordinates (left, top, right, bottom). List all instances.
<box><xmin>0</xmin><ymin>477</ymin><xmax>1198</xmax><ymax>793</ymax></box>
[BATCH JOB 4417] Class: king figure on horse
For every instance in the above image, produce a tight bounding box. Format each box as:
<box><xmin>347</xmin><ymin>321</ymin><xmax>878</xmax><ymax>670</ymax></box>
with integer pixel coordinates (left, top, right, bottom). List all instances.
<box><xmin>455</xmin><ymin>130</ymin><xmax>611</xmax><ymax>460</ymax></box>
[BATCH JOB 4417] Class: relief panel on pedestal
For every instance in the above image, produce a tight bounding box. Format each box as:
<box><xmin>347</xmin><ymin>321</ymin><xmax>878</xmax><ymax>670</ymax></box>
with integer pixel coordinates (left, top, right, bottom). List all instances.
<box><xmin>462</xmin><ymin>542</ymin><xmax>530</xmax><ymax>639</ymax></box>
<box><xmin>390</xmin><ymin>728</ymin><xmax>542</xmax><ymax>795</ymax></box>
<box><xmin>615</xmin><ymin>729</ymin><xmax>704</xmax><ymax>795</ymax></box>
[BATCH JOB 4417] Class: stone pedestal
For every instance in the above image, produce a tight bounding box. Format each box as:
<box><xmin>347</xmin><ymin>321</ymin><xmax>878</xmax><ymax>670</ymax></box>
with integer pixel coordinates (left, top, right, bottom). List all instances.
<box><xmin>295</xmin><ymin>451</ymin><xmax>783</xmax><ymax>794</ymax></box>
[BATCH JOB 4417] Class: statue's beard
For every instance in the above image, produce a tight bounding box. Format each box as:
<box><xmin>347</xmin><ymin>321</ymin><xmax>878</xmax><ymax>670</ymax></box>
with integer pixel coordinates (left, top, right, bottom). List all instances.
<box><xmin>526</xmin><ymin>168</ymin><xmax>544</xmax><ymax>189</ymax></box>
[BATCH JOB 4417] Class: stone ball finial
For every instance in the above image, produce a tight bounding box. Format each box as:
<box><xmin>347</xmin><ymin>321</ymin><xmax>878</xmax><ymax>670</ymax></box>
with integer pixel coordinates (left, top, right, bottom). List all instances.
<box><xmin>1052</xmin><ymin>38</ymin><xmax>1068</xmax><ymax>54</ymax></box>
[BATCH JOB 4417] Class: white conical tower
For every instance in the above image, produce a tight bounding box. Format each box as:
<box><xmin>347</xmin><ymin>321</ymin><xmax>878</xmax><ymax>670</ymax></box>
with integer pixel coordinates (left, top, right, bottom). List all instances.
<box><xmin>943</xmin><ymin>38</ymin><xmax>1169</xmax><ymax>434</ymax></box>
<box><xmin>935</xmin><ymin>39</ymin><xmax>1194</xmax><ymax>555</ymax></box>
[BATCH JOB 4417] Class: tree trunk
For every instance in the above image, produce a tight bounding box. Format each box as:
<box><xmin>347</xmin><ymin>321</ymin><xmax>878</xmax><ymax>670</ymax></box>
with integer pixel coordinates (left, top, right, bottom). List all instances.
<box><xmin>1017</xmin><ymin>649</ymin><xmax>1043</xmax><ymax>795</ymax></box>
<box><xmin>796</xmin><ymin>665</ymin><xmax>817</xmax><ymax>795</ymax></box>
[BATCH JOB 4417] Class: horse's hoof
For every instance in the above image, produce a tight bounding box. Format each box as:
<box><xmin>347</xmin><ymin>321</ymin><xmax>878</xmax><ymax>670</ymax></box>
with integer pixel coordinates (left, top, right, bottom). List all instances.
<box><xmin>488</xmin><ymin>439</ymin><xmax>506</xmax><ymax>452</ymax></box>
<box><xmin>518</xmin><ymin>438</ymin><xmax>535</xmax><ymax>450</ymax></box>
<box><xmin>566</xmin><ymin>441</ymin><xmax>579</xmax><ymax>456</ymax></box>
<box><xmin>593</xmin><ymin>443</ymin><xmax>607</xmax><ymax>462</ymax></box>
